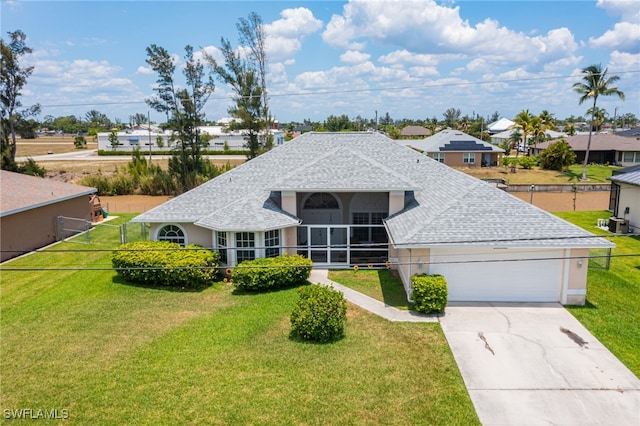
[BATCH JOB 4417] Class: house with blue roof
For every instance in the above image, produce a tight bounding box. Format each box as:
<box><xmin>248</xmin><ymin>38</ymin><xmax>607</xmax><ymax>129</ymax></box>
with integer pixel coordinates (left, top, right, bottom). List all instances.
<box><xmin>132</xmin><ymin>132</ymin><xmax>612</xmax><ymax>305</ymax></box>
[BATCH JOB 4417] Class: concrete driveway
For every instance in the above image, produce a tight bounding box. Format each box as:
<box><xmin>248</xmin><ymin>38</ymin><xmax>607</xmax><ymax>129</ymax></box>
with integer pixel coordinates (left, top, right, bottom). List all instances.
<box><xmin>439</xmin><ymin>302</ymin><xmax>640</xmax><ymax>425</ymax></box>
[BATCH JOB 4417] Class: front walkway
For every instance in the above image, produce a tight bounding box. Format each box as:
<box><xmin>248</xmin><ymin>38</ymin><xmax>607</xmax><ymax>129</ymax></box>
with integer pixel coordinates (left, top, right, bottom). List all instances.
<box><xmin>309</xmin><ymin>269</ymin><xmax>437</xmax><ymax>322</ymax></box>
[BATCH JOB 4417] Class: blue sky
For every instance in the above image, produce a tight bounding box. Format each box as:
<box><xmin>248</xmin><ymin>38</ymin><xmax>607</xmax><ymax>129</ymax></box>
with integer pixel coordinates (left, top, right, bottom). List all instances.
<box><xmin>2</xmin><ymin>0</ymin><xmax>639</xmax><ymax>125</ymax></box>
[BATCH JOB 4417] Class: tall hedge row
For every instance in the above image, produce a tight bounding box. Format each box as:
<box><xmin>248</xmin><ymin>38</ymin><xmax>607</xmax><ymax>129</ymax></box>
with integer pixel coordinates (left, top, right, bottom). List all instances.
<box><xmin>411</xmin><ymin>274</ymin><xmax>448</xmax><ymax>314</ymax></box>
<box><xmin>232</xmin><ymin>254</ymin><xmax>313</xmax><ymax>291</ymax></box>
<box><xmin>112</xmin><ymin>241</ymin><xmax>219</xmax><ymax>288</ymax></box>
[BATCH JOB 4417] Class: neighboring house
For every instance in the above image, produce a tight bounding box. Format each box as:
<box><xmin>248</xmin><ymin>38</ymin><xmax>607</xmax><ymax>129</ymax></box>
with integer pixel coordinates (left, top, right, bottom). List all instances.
<box><xmin>487</xmin><ymin>117</ymin><xmax>515</xmax><ymax>134</ymax></box>
<box><xmin>97</xmin><ymin>127</ymin><xmax>284</xmax><ymax>152</ymax></box>
<box><xmin>400</xmin><ymin>125</ymin><xmax>431</xmax><ymax>139</ymax></box>
<box><xmin>533</xmin><ymin>134</ymin><xmax>640</xmax><ymax>166</ymax></box>
<box><xmin>132</xmin><ymin>132</ymin><xmax>612</xmax><ymax>305</ymax></box>
<box><xmin>608</xmin><ymin>165</ymin><xmax>640</xmax><ymax>232</ymax></box>
<box><xmin>0</xmin><ymin>171</ymin><xmax>97</xmax><ymax>262</ymax></box>
<box><xmin>490</xmin><ymin>129</ymin><xmax>567</xmax><ymax>147</ymax></box>
<box><xmin>400</xmin><ymin>129</ymin><xmax>504</xmax><ymax>167</ymax></box>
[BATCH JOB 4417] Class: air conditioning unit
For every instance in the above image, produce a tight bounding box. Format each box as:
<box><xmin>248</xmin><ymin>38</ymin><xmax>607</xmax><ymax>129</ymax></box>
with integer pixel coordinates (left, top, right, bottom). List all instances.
<box><xmin>608</xmin><ymin>217</ymin><xmax>629</xmax><ymax>234</ymax></box>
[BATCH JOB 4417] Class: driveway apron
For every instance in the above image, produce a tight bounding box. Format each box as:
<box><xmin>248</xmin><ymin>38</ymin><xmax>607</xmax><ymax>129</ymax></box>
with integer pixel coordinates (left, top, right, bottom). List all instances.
<box><xmin>439</xmin><ymin>302</ymin><xmax>640</xmax><ymax>425</ymax></box>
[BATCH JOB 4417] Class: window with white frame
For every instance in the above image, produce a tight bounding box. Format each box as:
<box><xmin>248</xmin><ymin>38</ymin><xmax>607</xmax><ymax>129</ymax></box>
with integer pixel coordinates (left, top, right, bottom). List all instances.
<box><xmin>351</xmin><ymin>212</ymin><xmax>388</xmax><ymax>243</ymax></box>
<box><xmin>623</xmin><ymin>152</ymin><xmax>634</xmax><ymax>163</ymax></box>
<box><xmin>235</xmin><ymin>232</ymin><xmax>256</xmax><ymax>263</ymax></box>
<box><xmin>463</xmin><ymin>153</ymin><xmax>475</xmax><ymax>164</ymax></box>
<box><xmin>433</xmin><ymin>153</ymin><xmax>445</xmax><ymax>163</ymax></box>
<box><xmin>217</xmin><ymin>231</ymin><xmax>228</xmax><ymax>264</ymax></box>
<box><xmin>265</xmin><ymin>229</ymin><xmax>280</xmax><ymax>258</ymax></box>
<box><xmin>157</xmin><ymin>224</ymin><xmax>186</xmax><ymax>245</ymax></box>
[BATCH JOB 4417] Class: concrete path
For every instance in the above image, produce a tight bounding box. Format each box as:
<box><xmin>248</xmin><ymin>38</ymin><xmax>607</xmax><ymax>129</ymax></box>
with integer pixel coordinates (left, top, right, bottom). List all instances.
<box><xmin>309</xmin><ymin>269</ymin><xmax>437</xmax><ymax>322</ymax></box>
<box><xmin>310</xmin><ymin>270</ymin><xmax>640</xmax><ymax>424</ymax></box>
<box><xmin>440</xmin><ymin>302</ymin><xmax>640</xmax><ymax>425</ymax></box>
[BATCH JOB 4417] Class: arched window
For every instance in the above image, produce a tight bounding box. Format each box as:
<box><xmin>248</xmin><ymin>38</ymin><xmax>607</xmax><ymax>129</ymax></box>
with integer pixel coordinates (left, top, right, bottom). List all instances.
<box><xmin>304</xmin><ymin>193</ymin><xmax>339</xmax><ymax>209</ymax></box>
<box><xmin>157</xmin><ymin>224</ymin><xmax>186</xmax><ymax>245</ymax></box>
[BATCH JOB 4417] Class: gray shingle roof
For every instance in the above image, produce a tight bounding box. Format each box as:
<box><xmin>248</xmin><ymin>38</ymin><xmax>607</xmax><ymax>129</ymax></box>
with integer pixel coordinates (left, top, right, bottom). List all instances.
<box><xmin>133</xmin><ymin>132</ymin><xmax>612</xmax><ymax>249</ymax></box>
<box><xmin>0</xmin><ymin>170</ymin><xmax>96</xmax><ymax>217</ymax></box>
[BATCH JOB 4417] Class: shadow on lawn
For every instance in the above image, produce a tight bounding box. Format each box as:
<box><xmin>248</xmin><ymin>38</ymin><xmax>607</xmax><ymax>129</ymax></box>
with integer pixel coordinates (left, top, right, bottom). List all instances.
<box><xmin>111</xmin><ymin>274</ymin><xmax>212</xmax><ymax>293</ymax></box>
<box><xmin>567</xmin><ymin>300</ymin><xmax>598</xmax><ymax>311</ymax></box>
<box><xmin>377</xmin><ymin>270</ymin><xmax>414</xmax><ymax>310</ymax></box>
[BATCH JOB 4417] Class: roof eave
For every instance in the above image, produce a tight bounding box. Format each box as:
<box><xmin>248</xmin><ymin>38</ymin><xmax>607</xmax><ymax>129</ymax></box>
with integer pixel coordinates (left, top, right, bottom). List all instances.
<box><xmin>0</xmin><ymin>188</ymin><xmax>97</xmax><ymax>218</ymax></box>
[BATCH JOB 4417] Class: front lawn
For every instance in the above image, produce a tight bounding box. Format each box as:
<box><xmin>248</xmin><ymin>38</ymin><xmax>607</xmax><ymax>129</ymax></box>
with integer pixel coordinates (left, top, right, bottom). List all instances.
<box><xmin>0</xmin><ymin>215</ymin><xmax>478</xmax><ymax>424</ymax></box>
<box><xmin>328</xmin><ymin>269</ymin><xmax>412</xmax><ymax>310</ymax></box>
<box><xmin>556</xmin><ymin>211</ymin><xmax>640</xmax><ymax>377</ymax></box>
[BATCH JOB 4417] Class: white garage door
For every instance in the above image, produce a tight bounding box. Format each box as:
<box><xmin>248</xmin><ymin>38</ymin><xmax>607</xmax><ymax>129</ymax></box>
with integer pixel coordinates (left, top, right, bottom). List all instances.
<box><xmin>429</xmin><ymin>248</ymin><xmax>564</xmax><ymax>302</ymax></box>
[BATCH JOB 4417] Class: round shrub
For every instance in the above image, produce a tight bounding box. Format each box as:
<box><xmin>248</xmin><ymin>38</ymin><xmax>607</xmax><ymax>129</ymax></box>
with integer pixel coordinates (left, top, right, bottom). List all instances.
<box><xmin>232</xmin><ymin>254</ymin><xmax>313</xmax><ymax>291</ymax></box>
<box><xmin>411</xmin><ymin>274</ymin><xmax>448</xmax><ymax>314</ymax></box>
<box><xmin>290</xmin><ymin>285</ymin><xmax>347</xmax><ymax>343</ymax></box>
<box><xmin>112</xmin><ymin>241</ymin><xmax>219</xmax><ymax>289</ymax></box>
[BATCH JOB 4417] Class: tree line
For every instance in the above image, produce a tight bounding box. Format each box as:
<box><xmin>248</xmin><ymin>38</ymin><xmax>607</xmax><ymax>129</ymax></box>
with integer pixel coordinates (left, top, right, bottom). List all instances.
<box><xmin>1</xmin><ymin>22</ymin><xmax>632</xmax><ymax>187</ymax></box>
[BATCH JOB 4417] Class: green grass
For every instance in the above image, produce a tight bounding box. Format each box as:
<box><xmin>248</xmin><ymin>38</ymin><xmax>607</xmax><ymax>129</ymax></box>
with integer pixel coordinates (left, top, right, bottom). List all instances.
<box><xmin>1</xmin><ymin>216</ymin><xmax>478</xmax><ymax>424</ymax></box>
<box><xmin>564</xmin><ymin>164</ymin><xmax>620</xmax><ymax>182</ymax></box>
<box><xmin>556</xmin><ymin>211</ymin><xmax>640</xmax><ymax>377</ymax></box>
<box><xmin>328</xmin><ymin>269</ymin><xmax>413</xmax><ymax>310</ymax></box>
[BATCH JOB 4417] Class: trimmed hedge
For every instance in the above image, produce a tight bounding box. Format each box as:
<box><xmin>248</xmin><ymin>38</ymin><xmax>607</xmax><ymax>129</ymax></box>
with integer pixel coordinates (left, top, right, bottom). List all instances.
<box><xmin>232</xmin><ymin>254</ymin><xmax>313</xmax><ymax>291</ymax></box>
<box><xmin>290</xmin><ymin>284</ymin><xmax>347</xmax><ymax>343</ymax></box>
<box><xmin>112</xmin><ymin>241</ymin><xmax>219</xmax><ymax>289</ymax></box>
<box><xmin>412</xmin><ymin>274</ymin><xmax>448</xmax><ymax>314</ymax></box>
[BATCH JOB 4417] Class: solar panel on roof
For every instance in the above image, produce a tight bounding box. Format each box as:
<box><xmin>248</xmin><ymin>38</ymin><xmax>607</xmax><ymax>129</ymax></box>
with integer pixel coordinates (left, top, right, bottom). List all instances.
<box><xmin>439</xmin><ymin>140</ymin><xmax>493</xmax><ymax>151</ymax></box>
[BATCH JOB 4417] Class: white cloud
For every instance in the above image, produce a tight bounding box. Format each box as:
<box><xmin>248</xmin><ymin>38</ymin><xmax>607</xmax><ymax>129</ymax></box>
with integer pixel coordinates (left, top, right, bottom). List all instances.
<box><xmin>608</xmin><ymin>51</ymin><xmax>640</xmax><ymax>72</ymax></box>
<box><xmin>136</xmin><ymin>66</ymin><xmax>154</xmax><ymax>75</ymax></box>
<box><xmin>589</xmin><ymin>22</ymin><xmax>640</xmax><ymax>52</ymax></box>
<box><xmin>264</xmin><ymin>7</ymin><xmax>323</xmax><ymax>62</ymax></box>
<box><xmin>596</xmin><ymin>0</ymin><xmax>640</xmax><ymax>21</ymax></box>
<box><xmin>322</xmin><ymin>0</ymin><xmax>580</xmax><ymax>71</ymax></box>
<box><xmin>340</xmin><ymin>50</ymin><xmax>371</xmax><ymax>64</ymax></box>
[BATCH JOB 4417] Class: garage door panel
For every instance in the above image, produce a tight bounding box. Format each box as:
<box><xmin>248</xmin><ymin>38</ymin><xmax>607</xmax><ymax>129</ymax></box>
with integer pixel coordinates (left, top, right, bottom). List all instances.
<box><xmin>430</xmin><ymin>249</ymin><xmax>563</xmax><ymax>302</ymax></box>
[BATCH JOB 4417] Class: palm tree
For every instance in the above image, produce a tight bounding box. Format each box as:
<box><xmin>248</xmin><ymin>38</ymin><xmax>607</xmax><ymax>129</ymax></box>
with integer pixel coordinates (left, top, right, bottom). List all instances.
<box><xmin>586</xmin><ymin>106</ymin><xmax>608</xmax><ymax>132</ymax></box>
<box><xmin>530</xmin><ymin>116</ymin><xmax>548</xmax><ymax>152</ymax></box>
<box><xmin>514</xmin><ymin>109</ymin><xmax>533</xmax><ymax>158</ymax></box>
<box><xmin>573</xmin><ymin>64</ymin><xmax>625</xmax><ymax>180</ymax></box>
<box><xmin>538</xmin><ymin>110</ymin><xmax>556</xmax><ymax>131</ymax></box>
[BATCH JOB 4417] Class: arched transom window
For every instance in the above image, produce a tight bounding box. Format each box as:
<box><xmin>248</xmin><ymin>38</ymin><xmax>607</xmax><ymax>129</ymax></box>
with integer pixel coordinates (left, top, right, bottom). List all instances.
<box><xmin>304</xmin><ymin>193</ymin><xmax>339</xmax><ymax>209</ymax></box>
<box><xmin>157</xmin><ymin>224</ymin><xmax>186</xmax><ymax>245</ymax></box>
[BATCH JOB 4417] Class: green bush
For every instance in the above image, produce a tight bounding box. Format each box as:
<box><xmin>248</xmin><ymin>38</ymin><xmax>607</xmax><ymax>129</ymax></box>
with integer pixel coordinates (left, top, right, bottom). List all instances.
<box><xmin>18</xmin><ymin>158</ymin><xmax>46</xmax><ymax>177</ymax></box>
<box><xmin>412</xmin><ymin>274</ymin><xmax>448</xmax><ymax>314</ymax></box>
<box><xmin>111</xmin><ymin>173</ymin><xmax>135</xmax><ymax>195</ymax></box>
<box><xmin>232</xmin><ymin>254</ymin><xmax>313</xmax><ymax>291</ymax></box>
<box><xmin>139</xmin><ymin>168</ymin><xmax>178</xmax><ymax>195</ymax></box>
<box><xmin>539</xmin><ymin>140</ymin><xmax>576</xmax><ymax>171</ymax></box>
<box><xmin>79</xmin><ymin>174</ymin><xmax>113</xmax><ymax>195</ymax></box>
<box><xmin>290</xmin><ymin>284</ymin><xmax>347</xmax><ymax>343</ymax></box>
<box><xmin>517</xmin><ymin>155</ymin><xmax>538</xmax><ymax>169</ymax></box>
<box><xmin>112</xmin><ymin>241</ymin><xmax>219</xmax><ymax>289</ymax></box>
